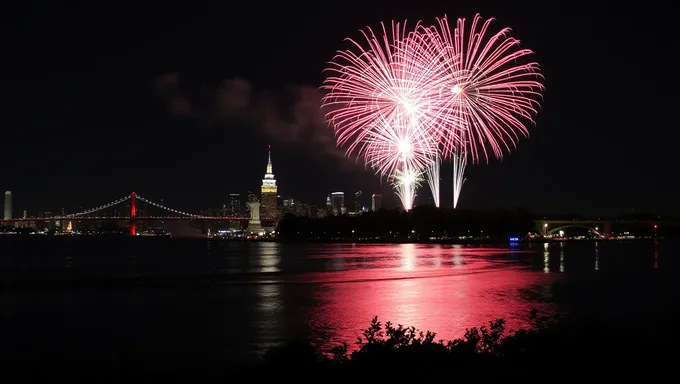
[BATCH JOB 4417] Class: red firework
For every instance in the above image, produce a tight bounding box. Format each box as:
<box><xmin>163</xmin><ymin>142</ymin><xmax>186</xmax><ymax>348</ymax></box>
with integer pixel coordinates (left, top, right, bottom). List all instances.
<box><xmin>421</xmin><ymin>14</ymin><xmax>545</xmax><ymax>163</ymax></box>
<box><xmin>321</xmin><ymin>20</ymin><xmax>455</xmax><ymax>178</ymax></box>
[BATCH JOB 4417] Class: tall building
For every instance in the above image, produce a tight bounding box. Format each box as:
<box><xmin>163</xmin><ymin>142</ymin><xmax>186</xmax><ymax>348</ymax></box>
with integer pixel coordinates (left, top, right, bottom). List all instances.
<box><xmin>372</xmin><ymin>194</ymin><xmax>382</xmax><ymax>211</ymax></box>
<box><xmin>295</xmin><ymin>201</ymin><xmax>309</xmax><ymax>217</ymax></box>
<box><xmin>354</xmin><ymin>191</ymin><xmax>363</xmax><ymax>213</ymax></box>
<box><xmin>331</xmin><ymin>192</ymin><xmax>345</xmax><ymax>215</ymax></box>
<box><xmin>282</xmin><ymin>198</ymin><xmax>295</xmax><ymax>215</ymax></box>
<box><xmin>228</xmin><ymin>194</ymin><xmax>241</xmax><ymax>216</ymax></box>
<box><xmin>4</xmin><ymin>191</ymin><xmax>12</xmax><ymax>220</ymax></box>
<box><xmin>260</xmin><ymin>146</ymin><xmax>278</xmax><ymax>220</ymax></box>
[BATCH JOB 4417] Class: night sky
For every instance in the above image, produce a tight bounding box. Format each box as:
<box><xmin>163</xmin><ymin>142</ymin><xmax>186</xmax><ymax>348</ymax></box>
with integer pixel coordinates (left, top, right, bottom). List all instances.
<box><xmin>1</xmin><ymin>1</ymin><xmax>676</xmax><ymax>216</ymax></box>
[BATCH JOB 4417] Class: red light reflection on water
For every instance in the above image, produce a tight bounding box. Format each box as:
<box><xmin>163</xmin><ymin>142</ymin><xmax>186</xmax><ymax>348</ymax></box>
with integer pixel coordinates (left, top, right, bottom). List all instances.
<box><xmin>300</xmin><ymin>244</ymin><xmax>554</xmax><ymax>350</ymax></box>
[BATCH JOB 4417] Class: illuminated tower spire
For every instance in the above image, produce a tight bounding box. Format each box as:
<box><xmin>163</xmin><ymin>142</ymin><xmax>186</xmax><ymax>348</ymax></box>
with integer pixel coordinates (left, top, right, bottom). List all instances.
<box><xmin>265</xmin><ymin>144</ymin><xmax>273</xmax><ymax>176</ymax></box>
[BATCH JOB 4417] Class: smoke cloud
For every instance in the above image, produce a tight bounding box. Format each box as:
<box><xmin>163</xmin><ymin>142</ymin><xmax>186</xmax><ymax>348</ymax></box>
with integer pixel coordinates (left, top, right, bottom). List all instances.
<box><xmin>153</xmin><ymin>73</ymin><xmax>350</xmax><ymax>165</ymax></box>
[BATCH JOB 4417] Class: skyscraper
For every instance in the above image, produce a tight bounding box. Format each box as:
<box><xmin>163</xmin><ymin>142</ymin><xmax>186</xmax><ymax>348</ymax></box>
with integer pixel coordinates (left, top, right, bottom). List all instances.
<box><xmin>260</xmin><ymin>145</ymin><xmax>278</xmax><ymax>220</ymax></box>
<box><xmin>354</xmin><ymin>191</ymin><xmax>363</xmax><ymax>213</ymax></box>
<box><xmin>228</xmin><ymin>194</ymin><xmax>241</xmax><ymax>216</ymax></box>
<box><xmin>4</xmin><ymin>191</ymin><xmax>12</xmax><ymax>220</ymax></box>
<box><xmin>371</xmin><ymin>194</ymin><xmax>382</xmax><ymax>211</ymax></box>
<box><xmin>331</xmin><ymin>192</ymin><xmax>345</xmax><ymax>215</ymax></box>
<box><xmin>282</xmin><ymin>198</ymin><xmax>295</xmax><ymax>216</ymax></box>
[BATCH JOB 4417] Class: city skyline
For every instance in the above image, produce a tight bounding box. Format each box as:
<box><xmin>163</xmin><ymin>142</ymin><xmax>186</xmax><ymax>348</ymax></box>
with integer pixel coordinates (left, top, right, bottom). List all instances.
<box><xmin>1</xmin><ymin>1</ymin><xmax>675</xmax><ymax>216</ymax></box>
<box><xmin>1</xmin><ymin>147</ymin><xmax>389</xmax><ymax>219</ymax></box>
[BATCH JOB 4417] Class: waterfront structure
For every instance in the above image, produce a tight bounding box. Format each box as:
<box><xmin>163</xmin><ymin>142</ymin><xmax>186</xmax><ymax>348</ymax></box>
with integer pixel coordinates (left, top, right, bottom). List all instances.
<box><xmin>260</xmin><ymin>146</ymin><xmax>278</xmax><ymax>220</ymax></box>
<box><xmin>247</xmin><ymin>201</ymin><xmax>263</xmax><ymax>233</ymax></box>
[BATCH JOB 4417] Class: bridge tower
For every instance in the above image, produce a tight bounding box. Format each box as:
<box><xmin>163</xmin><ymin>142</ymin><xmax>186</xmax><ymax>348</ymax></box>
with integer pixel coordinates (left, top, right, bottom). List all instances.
<box><xmin>130</xmin><ymin>192</ymin><xmax>137</xmax><ymax>236</ymax></box>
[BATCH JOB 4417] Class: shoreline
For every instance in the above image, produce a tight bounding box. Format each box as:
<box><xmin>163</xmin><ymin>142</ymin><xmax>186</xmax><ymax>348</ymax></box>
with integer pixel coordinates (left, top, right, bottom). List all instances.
<box><xmin>1</xmin><ymin>234</ymin><xmax>668</xmax><ymax>243</ymax></box>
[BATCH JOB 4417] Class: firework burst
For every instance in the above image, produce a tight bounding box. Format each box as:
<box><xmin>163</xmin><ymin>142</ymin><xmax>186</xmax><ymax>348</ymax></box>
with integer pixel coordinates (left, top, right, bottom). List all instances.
<box><xmin>359</xmin><ymin>115</ymin><xmax>438</xmax><ymax>179</ymax></box>
<box><xmin>420</xmin><ymin>14</ymin><xmax>544</xmax><ymax>207</ymax></box>
<box><xmin>322</xmin><ymin>14</ymin><xmax>543</xmax><ymax>211</ymax></box>
<box><xmin>423</xmin><ymin>14</ymin><xmax>544</xmax><ymax>162</ymax></box>
<box><xmin>322</xmin><ymin>20</ymin><xmax>458</xmax><ymax>210</ymax></box>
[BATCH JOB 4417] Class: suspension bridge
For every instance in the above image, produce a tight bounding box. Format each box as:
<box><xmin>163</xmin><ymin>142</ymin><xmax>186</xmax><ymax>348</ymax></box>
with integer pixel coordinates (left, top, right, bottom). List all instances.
<box><xmin>0</xmin><ymin>192</ymin><xmax>275</xmax><ymax>235</ymax></box>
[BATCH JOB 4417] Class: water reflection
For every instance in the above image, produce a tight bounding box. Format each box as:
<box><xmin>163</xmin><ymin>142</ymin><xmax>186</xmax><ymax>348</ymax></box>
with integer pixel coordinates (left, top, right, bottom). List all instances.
<box><xmin>1</xmin><ymin>239</ymin><xmax>669</xmax><ymax>367</ymax></box>
<box><xmin>452</xmin><ymin>244</ymin><xmax>464</xmax><ymax>266</ymax></box>
<box><xmin>257</xmin><ymin>243</ymin><xmax>281</xmax><ymax>274</ymax></box>
<box><xmin>400</xmin><ymin>244</ymin><xmax>416</xmax><ymax>270</ymax></box>
<box><xmin>307</xmin><ymin>244</ymin><xmax>553</xmax><ymax>349</ymax></box>
<box><xmin>257</xmin><ymin>283</ymin><xmax>282</xmax><ymax>312</ymax></box>
<box><xmin>654</xmin><ymin>241</ymin><xmax>659</xmax><ymax>269</ymax></box>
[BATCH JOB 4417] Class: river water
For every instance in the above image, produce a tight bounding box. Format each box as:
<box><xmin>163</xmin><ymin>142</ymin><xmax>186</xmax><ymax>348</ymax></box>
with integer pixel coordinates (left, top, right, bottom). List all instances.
<box><xmin>0</xmin><ymin>238</ymin><xmax>677</xmax><ymax>377</ymax></box>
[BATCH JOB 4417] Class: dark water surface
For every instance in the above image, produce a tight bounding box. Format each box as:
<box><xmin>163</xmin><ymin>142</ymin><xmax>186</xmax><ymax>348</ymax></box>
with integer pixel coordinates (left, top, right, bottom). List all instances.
<box><xmin>1</xmin><ymin>238</ymin><xmax>678</xmax><ymax>377</ymax></box>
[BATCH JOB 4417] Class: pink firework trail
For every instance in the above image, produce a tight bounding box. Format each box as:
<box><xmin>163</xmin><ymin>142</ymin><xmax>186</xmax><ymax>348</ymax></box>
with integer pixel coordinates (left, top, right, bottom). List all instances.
<box><xmin>322</xmin><ymin>20</ymin><xmax>457</xmax><ymax>210</ymax></box>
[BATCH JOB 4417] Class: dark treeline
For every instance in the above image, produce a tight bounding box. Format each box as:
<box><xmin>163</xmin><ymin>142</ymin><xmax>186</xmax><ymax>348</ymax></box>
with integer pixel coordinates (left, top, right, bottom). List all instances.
<box><xmin>277</xmin><ymin>206</ymin><xmax>534</xmax><ymax>241</ymax></box>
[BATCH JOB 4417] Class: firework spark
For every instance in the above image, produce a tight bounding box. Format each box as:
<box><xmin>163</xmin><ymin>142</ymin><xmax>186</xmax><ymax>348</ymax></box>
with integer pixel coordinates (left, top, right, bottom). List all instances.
<box><xmin>358</xmin><ymin>115</ymin><xmax>438</xmax><ymax>178</ymax></box>
<box><xmin>393</xmin><ymin>167</ymin><xmax>423</xmax><ymax>211</ymax></box>
<box><xmin>452</xmin><ymin>151</ymin><xmax>467</xmax><ymax>208</ymax></box>
<box><xmin>425</xmin><ymin>154</ymin><xmax>441</xmax><ymax>207</ymax></box>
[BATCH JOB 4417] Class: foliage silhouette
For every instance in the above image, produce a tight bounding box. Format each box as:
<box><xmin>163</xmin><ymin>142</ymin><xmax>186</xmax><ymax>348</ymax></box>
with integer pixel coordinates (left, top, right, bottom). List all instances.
<box><xmin>256</xmin><ymin>310</ymin><xmax>679</xmax><ymax>378</ymax></box>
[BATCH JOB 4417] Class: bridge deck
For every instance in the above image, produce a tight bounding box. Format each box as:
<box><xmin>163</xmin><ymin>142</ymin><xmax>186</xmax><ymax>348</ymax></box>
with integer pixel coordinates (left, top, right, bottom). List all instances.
<box><xmin>0</xmin><ymin>217</ymin><xmax>276</xmax><ymax>223</ymax></box>
<box><xmin>536</xmin><ymin>220</ymin><xmax>673</xmax><ymax>225</ymax></box>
